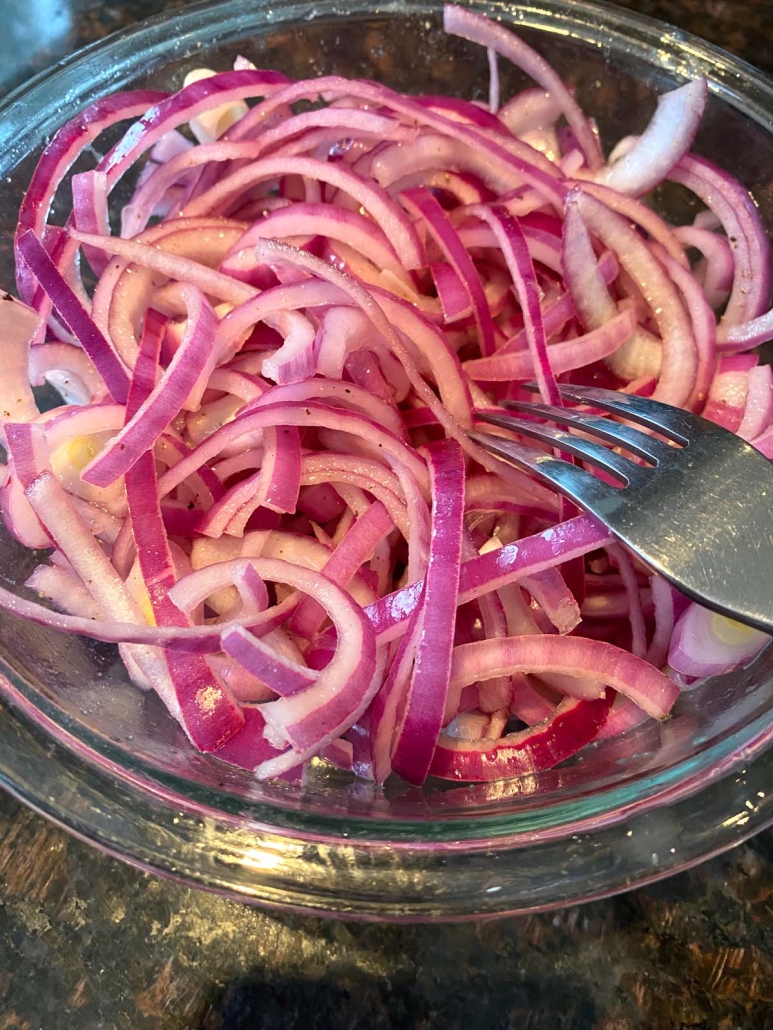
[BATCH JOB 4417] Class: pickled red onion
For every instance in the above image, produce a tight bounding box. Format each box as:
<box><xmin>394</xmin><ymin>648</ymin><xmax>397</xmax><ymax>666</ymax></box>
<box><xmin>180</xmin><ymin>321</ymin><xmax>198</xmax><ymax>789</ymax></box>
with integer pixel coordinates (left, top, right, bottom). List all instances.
<box><xmin>1</xmin><ymin>6</ymin><xmax>769</xmax><ymax>788</ymax></box>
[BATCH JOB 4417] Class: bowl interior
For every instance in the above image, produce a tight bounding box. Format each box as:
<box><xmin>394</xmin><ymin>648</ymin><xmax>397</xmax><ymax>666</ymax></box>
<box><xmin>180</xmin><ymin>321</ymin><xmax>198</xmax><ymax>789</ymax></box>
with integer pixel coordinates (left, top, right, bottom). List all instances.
<box><xmin>0</xmin><ymin>0</ymin><xmax>772</xmax><ymax>842</ymax></box>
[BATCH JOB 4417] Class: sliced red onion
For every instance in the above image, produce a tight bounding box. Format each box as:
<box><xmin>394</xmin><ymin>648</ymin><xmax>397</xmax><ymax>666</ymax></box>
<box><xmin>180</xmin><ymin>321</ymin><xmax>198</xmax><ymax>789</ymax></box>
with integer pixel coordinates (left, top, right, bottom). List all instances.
<box><xmin>487</xmin><ymin>47</ymin><xmax>500</xmax><ymax>113</ymax></box>
<box><xmin>230</xmin><ymin>424</ymin><xmax>302</xmax><ymax>525</ymax></box>
<box><xmin>155</xmin><ymin>399</ymin><xmax>429</xmax><ymax>504</ymax></box>
<box><xmin>299</xmin><ymin>459</ymin><xmax>409</xmax><ymax>540</ymax></box>
<box><xmin>573</xmin><ymin>181</ymin><xmax>689</xmax><ymax>269</ymax></box>
<box><xmin>608</xmin><ymin>544</ymin><xmax>646</xmax><ymax>658</ymax></box>
<box><xmin>498</xmin><ymin>88</ymin><xmax>562</xmax><ymax>137</ymax></box>
<box><xmin>509</xmin><ymin>676</ymin><xmax>557</xmax><ymax>726</ymax></box>
<box><xmin>593</xmin><ymin>695</ymin><xmax>650</xmax><ymax>741</ymax></box>
<box><xmin>464</xmin><ymin>473</ymin><xmax>556</xmax><ymax>521</ymax></box>
<box><xmin>463</xmin><ymin>304</ymin><xmax>637</xmax><ymax>381</ymax></box>
<box><xmin>8</xmin><ymin>8</ymin><xmax>761</xmax><ymax>785</ymax></box>
<box><xmin>81</xmin><ymin>286</ymin><xmax>217</xmax><ymax>486</ymax></box>
<box><xmin>0</xmin><ymin>573</ymin><xmax>293</xmax><ymax>649</ymax></box>
<box><xmin>450</xmin><ymin>634</ymin><xmax>678</xmax><ymax>719</ymax></box>
<box><xmin>26</xmin><ymin>562</ymin><xmax>104</xmax><ymax>621</ymax></box>
<box><xmin>366</xmin><ymin>515</ymin><xmax>612</xmax><ymax>644</ymax></box>
<box><xmin>97</xmin><ymin>70</ymin><xmax>287</xmax><ymax>189</ymax></box>
<box><xmin>443</xmin><ymin>5</ymin><xmax>602</xmax><ymax>170</ymax></box>
<box><xmin>375</xmin><ymin>618</ymin><xmax>426</xmax><ymax>784</ymax></box>
<box><xmin>368</xmin><ymin>289</ymin><xmax>473</xmax><ymax>426</ymax></box>
<box><xmin>669</xmin><ymin>154</ymin><xmax>771</xmax><ymax>332</ymax></box>
<box><xmin>646</xmin><ymin>575</ymin><xmax>678</xmax><ymax>669</ymax></box>
<box><xmin>42</xmin><ymin>403</ymin><xmax>126</xmax><ymax>450</ymax></box>
<box><xmin>0</xmin><ymin>294</ymin><xmax>42</xmax><ymax>438</ymax></box>
<box><xmin>169</xmin><ymin>557</ymin><xmax>273</xmax><ymax>616</ymax></box>
<box><xmin>124</xmin><ymin>115</ymin><xmax>417</xmax><ymax>234</ymax></box>
<box><xmin>248</xmin><ymin>240</ymin><xmax>476</xmax><ymax>435</ymax></box>
<box><xmin>238</xmin><ymin>202</ymin><xmax>407</xmax><ymax>280</ymax></box>
<box><xmin>123</xmin><ymin>314</ymin><xmax>245</xmax><ymax>750</ymax></box>
<box><xmin>231</xmin><ymin>559</ymin><xmax>270</xmax><ymax>614</ymax></box>
<box><xmin>573</xmin><ymin>191</ymin><xmax>697</xmax><ymax>405</ymax></box>
<box><xmin>600</xmin><ymin>80</ymin><xmax>707</xmax><ymax>196</ymax></box>
<box><xmin>208</xmin><ymin>656</ymin><xmax>276</xmax><ymax>704</ymax></box>
<box><xmin>28</xmin><ymin>343</ymin><xmax>102</xmax><ymax>406</ymax></box>
<box><xmin>402</xmin><ymin>187</ymin><xmax>496</xmax><ymax>357</ymax></box>
<box><xmin>701</xmin><ymin>355</ymin><xmax>751</xmax><ymax>432</ymax></box>
<box><xmin>250</xmin><ymin>378</ymin><xmax>407</xmax><ymax>440</ymax></box>
<box><xmin>468</xmin><ymin>204</ymin><xmax>558</xmax><ymax>406</ymax></box>
<box><xmin>314</xmin><ymin>306</ymin><xmax>379</xmax><ymax>380</ymax></box>
<box><xmin>290</xmin><ymin>500</ymin><xmax>394</xmax><ymax>641</ymax></box>
<box><xmin>222</xmin><ymin>624</ymin><xmax>318</xmax><ymax>697</ymax></box>
<box><xmin>91</xmin><ymin>217</ymin><xmax>244</xmax><ymax>360</ymax></box>
<box><xmin>70</xmin><ymin>227</ymin><xmax>254</xmax><ymax>309</ymax></box>
<box><xmin>445</xmin><ymin>709</ymin><xmax>492</xmax><ymax>740</ymax></box>
<box><xmin>389</xmin><ymin>440</ymin><xmax>465</xmax><ymax>785</ymax></box>
<box><xmin>181</xmin><ymin>154</ymin><xmax>425</xmax><ymax>270</ymax></box>
<box><xmin>412</xmin><ymin>93</ymin><xmax>509</xmax><ymax>132</ymax></box>
<box><xmin>562</xmin><ymin>212</ymin><xmax>660</xmax><ymax>386</ymax></box>
<box><xmin>0</xmin><ymin>464</ymin><xmax>51</xmax><ymax>550</ymax></box>
<box><xmin>232</xmin><ymin>74</ymin><xmax>567</xmax><ymax>206</ymax></box>
<box><xmin>496</xmin><ymin>282</ymin><xmax>594</xmax><ymax>358</ymax></box>
<box><xmin>15</xmin><ymin>89</ymin><xmax>168</xmax><ymax>303</ymax></box>
<box><xmin>669</xmin><ymin>602</ymin><xmax>769</xmax><ymax>679</ymax></box>
<box><xmin>370</xmin><ymin>132</ymin><xmax>555</xmax><ymax>197</ymax></box>
<box><xmin>674</xmin><ymin>224</ymin><xmax>734</xmax><ymax>311</ymax></box>
<box><xmin>658</xmin><ymin>248</ymin><xmax>716</xmax><ymax>409</ymax></box>
<box><xmin>520</xmin><ymin>568</ymin><xmax>580</xmax><ymax>635</ymax></box>
<box><xmin>17</xmin><ymin>230</ymin><xmax>130</xmax><ymax>403</ymax></box>
<box><xmin>71</xmin><ymin>496</ymin><xmax>123</xmax><ymax>547</ymax></box>
<box><xmin>25</xmin><ymin>469</ymin><xmax>169</xmax><ymax>646</ymax></box>
<box><xmin>721</xmin><ymin>307</ymin><xmax>773</xmax><ymax>351</ymax></box>
<box><xmin>429</xmin><ymin>692</ymin><xmax>613</xmax><ymax>782</ymax></box>
<box><xmin>72</xmin><ymin>169</ymin><xmax>112</xmax><ymax>276</ymax></box>
<box><xmin>228</xmin><ymin>561</ymin><xmax>378</xmax><ymax>776</ymax></box>
<box><xmin>210</xmin><ymin>706</ymin><xmax>300</xmax><ymax>780</ymax></box>
<box><xmin>737</xmin><ymin>366</ymin><xmax>773</xmax><ymax>441</ymax></box>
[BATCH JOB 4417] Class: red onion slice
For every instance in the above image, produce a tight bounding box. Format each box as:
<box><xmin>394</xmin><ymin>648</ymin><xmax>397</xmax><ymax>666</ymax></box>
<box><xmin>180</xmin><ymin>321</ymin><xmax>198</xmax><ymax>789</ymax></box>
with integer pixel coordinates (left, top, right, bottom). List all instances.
<box><xmin>573</xmin><ymin>191</ymin><xmax>698</xmax><ymax>406</ymax></box>
<box><xmin>600</xmin><ymin>80</ymin><xmax>707</xmax><ymax>196</ymax></box>
<box><xmin>449</xmin><ymin>635</ymin><xmax>678</xmax><ymax>719</ymax></box>
<box><xmin>82</xmin><ymin>285</ymin><xmax>217</xmax><ymax>485</ymax></box>
<box><xmin>17</xmin><ymin>230</ymin><xmax>130</xmax><ymax>403</ymax></box>
<box><xmin>390</xmin><ymin>440</ymin><xmax>465</xmax><ymax>785</ymax></box>
<box><xmin>429</xmin><ymin>693</ymin><xmax>613</xmax><ymax>782</ymax></box>
<box><xmin>463</xmin><ymin>305</ymin><xmax>637</xmax><ymax>381</ymax></box>
<box><xmin>443</xmin><ymin>5</ymin><xmax>602</xmax><ymax>170</ymax></box>
<box><xmin>0</xmin><ymin>294</ymin><xmax>43</xmax><ymax>437</ymax></box>
<box><xmin>669</xmin><ymin>602</ymin><xmax>769</xmax><ymax>679</ymax></box>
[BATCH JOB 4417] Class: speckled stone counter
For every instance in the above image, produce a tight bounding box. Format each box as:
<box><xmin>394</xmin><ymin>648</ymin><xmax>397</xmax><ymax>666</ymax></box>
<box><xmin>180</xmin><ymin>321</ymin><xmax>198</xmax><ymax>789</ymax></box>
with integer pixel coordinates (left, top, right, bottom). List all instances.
<box><xmin>2</xmin><ymin>784</ymin><xmax>773</xmax><ymax>1029</ymax></box>
<box><xmin>1</xmin><ymin>2</ymin><xmax>772</xmax><ymax>1028</ymax></box>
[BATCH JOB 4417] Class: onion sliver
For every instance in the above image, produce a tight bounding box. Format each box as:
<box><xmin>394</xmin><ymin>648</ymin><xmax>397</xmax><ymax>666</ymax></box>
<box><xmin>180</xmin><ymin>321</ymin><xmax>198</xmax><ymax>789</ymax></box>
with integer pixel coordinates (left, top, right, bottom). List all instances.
<box><xmin>390</xmin><ymin>440</ymin><xmax>465</xmax><ymax>785</ymax></box>
<box><xmin>429</xmin><ymin>693</ymin><xmax>613</xmax><ymax>782</ymax></box>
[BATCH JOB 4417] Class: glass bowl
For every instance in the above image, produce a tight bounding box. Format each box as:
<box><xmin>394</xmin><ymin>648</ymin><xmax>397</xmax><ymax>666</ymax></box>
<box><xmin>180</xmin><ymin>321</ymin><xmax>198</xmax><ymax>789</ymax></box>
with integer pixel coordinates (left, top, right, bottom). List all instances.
<box><xmin>0</xmin><ymin>0</ymin><xmax>772</xmax><ymax>921</ymax></box>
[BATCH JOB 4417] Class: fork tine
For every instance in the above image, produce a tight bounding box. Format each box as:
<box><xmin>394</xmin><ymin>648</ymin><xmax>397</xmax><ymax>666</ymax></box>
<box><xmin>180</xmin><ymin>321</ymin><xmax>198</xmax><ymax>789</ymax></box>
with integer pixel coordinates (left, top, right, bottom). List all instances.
<box><xmin>469</xmin><ymin>430</ymin><xmax>619</xmax><ymax>508</ymax></box>
<box><xmin>523</xmin><ymin>383</ymin><xmax>703</xmax><ymax>445</ymax></box>
<box><xmin>501</xmin><ymin>400</ymin><xmax>674</xmax><ymax>465</ymax></box>
<box><xmin>477</xmin><ymin>411</ymin><xmax>641</xmax><ymax>484</ymax></box>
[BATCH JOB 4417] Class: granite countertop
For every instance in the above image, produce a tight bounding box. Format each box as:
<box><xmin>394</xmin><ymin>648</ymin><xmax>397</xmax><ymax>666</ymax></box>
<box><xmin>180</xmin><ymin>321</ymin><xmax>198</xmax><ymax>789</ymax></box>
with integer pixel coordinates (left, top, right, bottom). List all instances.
<box><xmin>1</xmin><ymin>1</ymin><xmax>773</xmax><ymax>1027</ymax></box>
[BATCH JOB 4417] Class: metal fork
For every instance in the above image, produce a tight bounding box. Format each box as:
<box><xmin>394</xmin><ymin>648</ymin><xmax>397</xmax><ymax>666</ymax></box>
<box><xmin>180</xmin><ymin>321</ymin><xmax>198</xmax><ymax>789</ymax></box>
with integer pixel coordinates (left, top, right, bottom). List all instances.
<box><xmin>470</xmin><ymin>384</ymin><xmax>773</xmax><ymax>634</ymax></box>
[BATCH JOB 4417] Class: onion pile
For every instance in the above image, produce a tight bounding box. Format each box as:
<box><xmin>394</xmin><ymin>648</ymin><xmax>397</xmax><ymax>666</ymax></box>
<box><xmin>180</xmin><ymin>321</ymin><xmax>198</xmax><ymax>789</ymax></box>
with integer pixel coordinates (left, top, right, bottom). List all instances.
<box><xmin>1</xmin><ymin>5</ymin><xmax>771</xmax><ymax>785</ymax></box>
